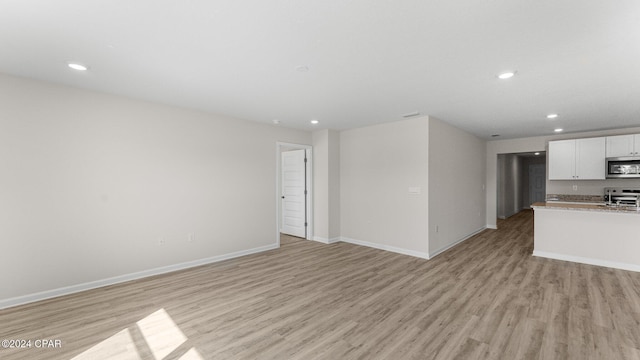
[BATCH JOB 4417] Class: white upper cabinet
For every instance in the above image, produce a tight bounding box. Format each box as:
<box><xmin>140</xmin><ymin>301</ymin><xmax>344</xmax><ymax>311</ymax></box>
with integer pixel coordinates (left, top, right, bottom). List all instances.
<box><xmin>576</xmin><ymin>137</ymin><xmax>606</xmax><ymax>179</ymax></box>
<box><xmin>606</xmin><ymin>134</ymin><xmax>640</xmax><ymax>157</ymax></box>
<box><xmin>548</xmin><ymin>140</ymin><xmax>575</xmax><ymax>180</ymax></box>
<box><xmin>548</xmin><ymin>137</ymin><xmax>606</xmax><ymax>180</ymax></box>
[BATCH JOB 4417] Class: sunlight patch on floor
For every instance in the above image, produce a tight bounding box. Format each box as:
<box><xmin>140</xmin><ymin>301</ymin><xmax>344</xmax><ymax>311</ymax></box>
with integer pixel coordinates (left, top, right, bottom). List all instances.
<box><xmin>71</xmin><ymin>329</ymin><xmax>141</xmax><ymax>360</ymax></box>
<box><xmin>136</xmin><ymin>308</ymin><xmax>187</xmax><ymax>359</ymax></box>
<box><xmin>71</xmin><ymin>308</ymin><xmax>203</xmax><ymax>360</ymax></box>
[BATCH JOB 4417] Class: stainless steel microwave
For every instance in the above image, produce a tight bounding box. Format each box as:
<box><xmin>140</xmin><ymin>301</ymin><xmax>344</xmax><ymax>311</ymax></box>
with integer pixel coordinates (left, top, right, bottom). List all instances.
<box><xmin>606</xmin><ymin>157</ymin><xmax>640</xmax><ymax>179</ymax></box>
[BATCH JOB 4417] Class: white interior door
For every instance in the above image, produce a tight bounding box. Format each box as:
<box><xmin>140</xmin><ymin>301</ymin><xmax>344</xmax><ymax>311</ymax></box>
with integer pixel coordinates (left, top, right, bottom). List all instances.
<box><xmin>281</xmin><ymin>149</ymin><xmax>306</xmax><ymax>238</ymax></box>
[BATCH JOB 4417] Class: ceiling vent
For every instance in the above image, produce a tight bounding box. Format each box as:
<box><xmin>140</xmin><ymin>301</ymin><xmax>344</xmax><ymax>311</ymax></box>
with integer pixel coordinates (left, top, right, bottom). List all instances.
<box><xmin>402</xmin><ymin>111</ymin><xmax>420</xmax><ymax>118</ymax></box>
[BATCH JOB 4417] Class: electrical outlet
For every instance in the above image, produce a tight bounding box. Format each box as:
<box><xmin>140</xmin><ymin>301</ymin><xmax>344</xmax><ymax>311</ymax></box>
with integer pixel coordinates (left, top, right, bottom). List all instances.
<box><xmin>573</xmin><ymin>185</ymin><xmax>578</xmax><ymax>191</ymax></box>
<box><xmin>158</xmin><ymin>237</ymin><xmax>166</xmax><ymax>246</ymax></box>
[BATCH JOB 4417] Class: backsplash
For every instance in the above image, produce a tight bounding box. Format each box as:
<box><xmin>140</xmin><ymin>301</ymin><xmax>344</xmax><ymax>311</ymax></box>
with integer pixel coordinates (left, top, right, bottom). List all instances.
<box><xmin>546</xmin><ymin>194</ymin><xmax>604</xmax><ymax>202</ymax></box>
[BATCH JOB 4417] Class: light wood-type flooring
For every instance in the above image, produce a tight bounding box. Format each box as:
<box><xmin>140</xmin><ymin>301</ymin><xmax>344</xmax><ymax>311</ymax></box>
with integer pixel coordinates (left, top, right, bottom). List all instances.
<box><xmin>2</xmin><ymin>210</ymin><xmax>640</xmax><ymax>359</ymax></box>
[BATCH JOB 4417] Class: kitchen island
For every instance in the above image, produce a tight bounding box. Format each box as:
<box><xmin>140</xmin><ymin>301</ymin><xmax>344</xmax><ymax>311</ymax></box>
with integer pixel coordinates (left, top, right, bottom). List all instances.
<box><xmin>531</xmin><ymin>201</ymin><xmax>640</xmax><ymax>272</ymax></box>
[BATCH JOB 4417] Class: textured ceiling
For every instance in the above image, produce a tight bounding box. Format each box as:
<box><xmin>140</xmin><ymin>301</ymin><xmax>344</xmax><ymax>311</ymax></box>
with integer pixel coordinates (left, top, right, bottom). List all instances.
<box><xmin>1</xmin><ymin>0</ymin><xmax>639</xmax><ymax>139</ymax></box>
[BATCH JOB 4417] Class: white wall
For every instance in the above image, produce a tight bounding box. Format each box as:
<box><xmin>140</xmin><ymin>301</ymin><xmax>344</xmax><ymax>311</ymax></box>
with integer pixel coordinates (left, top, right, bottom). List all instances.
<box><xmin>339</xmin><ymin>116</ymin><xmax>485</xmax><ymax>259</ymax></box>
<box><xmin>486</xmin><ymin>126</ymin><xmax>640</xmax><ymax>228</ymax></box>
<box><xmin>340</xmin><ymin>117</ymin><xmax>429</xmax><ymax>257</ymax></box>
<box><xmin>428</xmin><ymin>117</ymin><xmax>486</xmax><ymax>256</ymax></box>
<box><xmin>313</xmin><ymin>131</ymin><xmax>329</xmax><ymax>241</ymax></box>
<box><xmin>0</xmin><ymin>73</ymin><xmax>311</xmax><ymax>305</ymax></box>
<box><xmin>328</xmin><ymin>130</ymin><xmax>341</xmax><ymax>239</ymax></box>
<box><xmin>312</xmin><ymin>129</ymin><xmax>340</xmax><ymax>242</ymax></box>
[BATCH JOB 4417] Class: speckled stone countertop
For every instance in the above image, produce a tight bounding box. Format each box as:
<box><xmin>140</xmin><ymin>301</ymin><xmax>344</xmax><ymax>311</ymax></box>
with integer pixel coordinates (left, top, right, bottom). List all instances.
<box><xmin>545</xmin><ymin>194</ymin><xmax>604</xmax><ymax>202</ymax></box>
<box><xmin>532</xmin><ymin>201</ymin><xmax>640</xmax><ymax>214</ymax></box>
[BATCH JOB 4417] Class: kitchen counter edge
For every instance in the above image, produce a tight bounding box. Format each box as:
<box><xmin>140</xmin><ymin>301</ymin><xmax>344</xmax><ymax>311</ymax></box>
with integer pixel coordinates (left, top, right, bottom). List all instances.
<box><xmin>531</xmin><ymin>202</ymin><xmax>640</xmax><ymax>214</ymax></box>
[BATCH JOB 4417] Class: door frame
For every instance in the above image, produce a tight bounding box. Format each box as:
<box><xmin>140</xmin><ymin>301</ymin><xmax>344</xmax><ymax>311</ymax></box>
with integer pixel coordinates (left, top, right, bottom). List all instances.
<box><xmin>276</xmin><ymin>142</ymin><xmax>313</xmax><ymax>246</ymax></box>
<box><xmin>496</xmin><ymin>151</ymin><xmax>546</xmax><ymax>220</ymax></box>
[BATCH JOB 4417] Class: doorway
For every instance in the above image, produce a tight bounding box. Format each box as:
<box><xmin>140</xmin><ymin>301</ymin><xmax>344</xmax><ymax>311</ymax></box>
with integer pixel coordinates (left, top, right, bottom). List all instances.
<box><xmin>528</xmin><ymin>163</ymin><xmax>546</xmax><ymax>204</ymax></box>
<box><xmin>497</xmin><ymin>151</ymin><xmax>545</xmax><ymax>219</ymax></box>
<box><xmin>276</xmin><ymin>142</ymin><xmax>313</xmax><ymax>244</ymax></box>
<box><xmin>281</xmin><ymin>149</ymin><xmax>307</xmax><ymax>238</ymax></box>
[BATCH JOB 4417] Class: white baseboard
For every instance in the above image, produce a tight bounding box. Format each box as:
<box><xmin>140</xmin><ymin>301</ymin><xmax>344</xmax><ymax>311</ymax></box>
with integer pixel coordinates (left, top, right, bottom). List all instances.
<box><xmin>533</xmin><ymin>250</ymin><xmax>640</xmax><ymax>273</ymax></box>
<box><xmin>0</xmin><ymin>243</ymin><xmax>279</xmax><ymax>310</ymax></box>
<box><xmin>339</xmin><ymin>237</ymin><xmax>429</xmax><ymax>259</ymax></box>
<box><xmin>486</xmin><ymin>224</ymin><xmax>498</xmax><ymax>230</ymax></box>
<box><xmin>429</xmin><ymin>227</ymin><xmax>486</xmax><ymax>258</ymax></box>
<box><xmin>312</xmin><ymin>236</ymin><xmax>341</xmax><ymax>244</ymax></box>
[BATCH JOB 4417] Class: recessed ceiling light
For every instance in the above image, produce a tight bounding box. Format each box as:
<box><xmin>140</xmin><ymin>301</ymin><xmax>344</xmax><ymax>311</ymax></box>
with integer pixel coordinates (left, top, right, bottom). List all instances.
<box><xmin>534</xmin><ymin>152</ymin><xmax>540</xmax><ymax>156</ymax></box>
<box><xmin>68</xmin><ymin>62</ymin><xmax>88</xmax><ymax>71</ymax></box>
<box><xmin>272</xmin><ymin>119</ymin><xmax>280</xmax><ymax>125</ymax></box>
<box><xmin>296</xmin><ymin>65</ymin><xmax>310</xmax><ymax>72</ymax></box>
<box><xmin>497</xmin><ymin>71</ymin><xmax>515</xmax><ymax>79</ymax></box>
<box><xmin>547</xmin><ymin>114</ymin><xmax>558</xmax><ymax>119</ymax></box>
<box><xmin>554</xmin><ymin>128</ymin><xmax>563</xmax><ymax>133</ymax></box>
<box><xmin>310</xmin><ymin>120</ymin><xmax>319</xmax><ymax>125</ymax></box>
